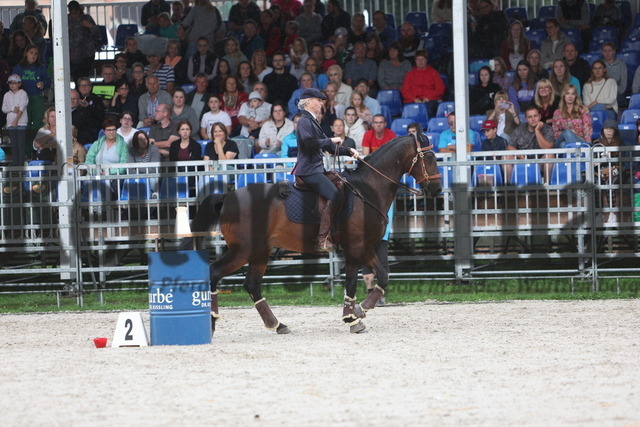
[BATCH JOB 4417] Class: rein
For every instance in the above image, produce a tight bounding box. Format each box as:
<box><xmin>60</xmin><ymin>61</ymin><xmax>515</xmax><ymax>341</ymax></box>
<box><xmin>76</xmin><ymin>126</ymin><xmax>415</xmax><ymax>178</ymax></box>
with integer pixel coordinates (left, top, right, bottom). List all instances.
<box><xmin>355</xmin><ymin>135</ymin><xmax>441</xmax><ymax>196</ymax></box>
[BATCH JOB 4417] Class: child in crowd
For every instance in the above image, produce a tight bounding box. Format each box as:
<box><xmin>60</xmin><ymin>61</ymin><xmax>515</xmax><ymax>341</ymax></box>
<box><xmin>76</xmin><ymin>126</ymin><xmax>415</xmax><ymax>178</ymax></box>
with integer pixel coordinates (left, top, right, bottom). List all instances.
<box><xmin>1</xmin><ymin>74</ymin><xmax>29</xmax><ymax>165</ymax></box>
<box><xmin>322</xmin><ymin>44</ymin><xmax>338</xmax><ymax>72</ymax></box>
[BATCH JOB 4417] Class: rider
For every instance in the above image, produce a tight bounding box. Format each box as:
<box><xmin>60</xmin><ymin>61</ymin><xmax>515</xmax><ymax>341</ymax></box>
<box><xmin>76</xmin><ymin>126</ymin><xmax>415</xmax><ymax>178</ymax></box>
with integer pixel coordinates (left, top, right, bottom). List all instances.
<box><xmin>293</xmin><ymin>88</ymin><xmax>359</xmax><ymax>252</ymax></box>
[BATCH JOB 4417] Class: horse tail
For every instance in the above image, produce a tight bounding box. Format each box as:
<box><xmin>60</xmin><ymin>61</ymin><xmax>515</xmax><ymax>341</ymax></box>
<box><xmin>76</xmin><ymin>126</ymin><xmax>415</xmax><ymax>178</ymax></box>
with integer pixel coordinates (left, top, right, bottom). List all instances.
<box><xmin>178</xmin><ymin>194</ymin><xmax>226</xmax><ymax>250</ymax></box>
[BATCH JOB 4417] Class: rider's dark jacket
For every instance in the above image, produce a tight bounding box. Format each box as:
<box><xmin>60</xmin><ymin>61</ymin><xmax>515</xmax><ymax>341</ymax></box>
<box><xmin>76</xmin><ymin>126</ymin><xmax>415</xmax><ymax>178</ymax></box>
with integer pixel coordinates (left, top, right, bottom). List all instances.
<box><xmin>293</xmin><ymin>109</ymin><xmax>351</xmax><ymax>176</ymax></box>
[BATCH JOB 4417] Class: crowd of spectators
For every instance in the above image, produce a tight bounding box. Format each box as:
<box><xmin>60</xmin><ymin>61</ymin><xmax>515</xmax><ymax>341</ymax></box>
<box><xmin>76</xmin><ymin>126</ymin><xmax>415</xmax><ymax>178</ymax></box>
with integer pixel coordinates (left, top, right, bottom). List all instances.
<box><xmin>0</xmin><ymin>0</ymin><xmax>639</xmax><ymax>188</ymax></box>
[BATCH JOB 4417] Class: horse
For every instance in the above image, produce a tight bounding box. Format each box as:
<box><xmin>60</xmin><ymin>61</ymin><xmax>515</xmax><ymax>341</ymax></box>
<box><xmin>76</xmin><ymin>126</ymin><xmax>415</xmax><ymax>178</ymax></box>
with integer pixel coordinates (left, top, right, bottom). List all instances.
<box><xmin>180</xmin><ymin>133</ymin><xmax>442</xmax><ymax>333</ymax></box>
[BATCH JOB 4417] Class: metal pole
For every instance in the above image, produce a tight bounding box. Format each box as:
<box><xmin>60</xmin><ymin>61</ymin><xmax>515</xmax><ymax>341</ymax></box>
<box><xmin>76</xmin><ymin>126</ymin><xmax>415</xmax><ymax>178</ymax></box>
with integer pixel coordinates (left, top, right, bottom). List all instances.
<box><xmin>451</xmin><ymin>0</ymin><xmax>472</xmax><ymax>282</ymax></box>
<box><xmin>51</xmin><ymin>0</ymin><xmax>77</xmax><ymax>290</ymax></box>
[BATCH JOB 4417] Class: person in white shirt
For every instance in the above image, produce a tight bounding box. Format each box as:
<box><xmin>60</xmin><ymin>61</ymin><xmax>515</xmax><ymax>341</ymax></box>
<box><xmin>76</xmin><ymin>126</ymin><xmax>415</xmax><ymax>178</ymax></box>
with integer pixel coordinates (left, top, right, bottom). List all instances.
<box><xmin>200</xmin><ymin>95</ymin><xmax>232</xmax><ymax>139</ymax></box>
<box><xmin>238</xmin><ymin>90</ymin><xmax>271</xmax><ymax>139</ymax></box>
<box><xmin>343</xmin><ymin>106</ymin><xmax>366</xmax><ymax>153</ymax></box>
<box><xmin>257</xmin><ymin>103</ymin><xmax>293</xmax><ymax>154</ymax></box>
<box><xmin>1</xmin><ymin>74</ymin><xmax>29</xmax><ymax>165</ymax></box>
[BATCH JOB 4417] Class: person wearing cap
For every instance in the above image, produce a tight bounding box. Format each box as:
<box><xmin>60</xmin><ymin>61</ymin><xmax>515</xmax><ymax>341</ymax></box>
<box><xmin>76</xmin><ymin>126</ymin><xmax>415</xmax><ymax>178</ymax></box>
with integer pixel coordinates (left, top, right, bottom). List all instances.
<box><xmin>141</xmin><ymin>0</ymin><xmax>171</xmax><ymax>30</ymax></box>
<box><xmin>293</xmin><ymin>87</ymin><xmax>358</xmax><ymax>252</ymax></box>
<box><xmin>480</xmin><ymin>120</ymin><xmax>507</xmax><ymax>160</ymax></box>
<box><xmin>2</xmin><ymin>74</ymin><xmax>29</xmax><ymax>165</ymax></box>
<box><xmin>238</xmin><ymin>90</ymin><xmax>271</xmax><ymax>141</ymax></box>
<box><xmin>67</xmin><ymin>0</ymin><xmax>101</xmax><ymax>82</ymax></box>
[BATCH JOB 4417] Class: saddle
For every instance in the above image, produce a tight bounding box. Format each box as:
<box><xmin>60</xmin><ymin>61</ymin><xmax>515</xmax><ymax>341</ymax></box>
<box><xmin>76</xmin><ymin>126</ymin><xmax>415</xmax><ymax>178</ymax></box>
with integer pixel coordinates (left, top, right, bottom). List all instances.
<box><xmin>281</xmin><ymin>171</ymin><xmax>352</xmax><ymax>227</ymax></box>
<box><xmin>293</xmin><ymin>170</ymin><xmax>345</xmax><ymax>218</ymax></box>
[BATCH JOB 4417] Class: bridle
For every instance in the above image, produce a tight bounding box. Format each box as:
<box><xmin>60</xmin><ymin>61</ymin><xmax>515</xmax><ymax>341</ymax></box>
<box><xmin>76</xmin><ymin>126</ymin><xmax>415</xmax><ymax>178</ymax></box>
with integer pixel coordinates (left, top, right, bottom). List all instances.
<box><xmin>352</xmin><ymin>134</ymin><xmax>441</xmax><ymax>196</ymax></box>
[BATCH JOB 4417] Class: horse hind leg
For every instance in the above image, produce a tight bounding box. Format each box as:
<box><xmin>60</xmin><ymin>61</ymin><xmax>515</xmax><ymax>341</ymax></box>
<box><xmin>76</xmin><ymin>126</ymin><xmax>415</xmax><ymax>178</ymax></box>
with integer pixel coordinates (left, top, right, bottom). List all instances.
<box><xmin>244</xmin><ymin>260</ymin><xmax>290</xmax><ymax>334</ymax></box>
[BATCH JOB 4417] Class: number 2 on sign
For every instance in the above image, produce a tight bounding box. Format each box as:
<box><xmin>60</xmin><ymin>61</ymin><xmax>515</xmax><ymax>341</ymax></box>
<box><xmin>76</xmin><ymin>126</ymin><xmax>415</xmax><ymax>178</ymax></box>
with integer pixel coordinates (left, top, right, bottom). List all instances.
<box><xmin>124</xmin><ymin>318</ymin><xmax>133</xmax><ymax>340</ymax></box>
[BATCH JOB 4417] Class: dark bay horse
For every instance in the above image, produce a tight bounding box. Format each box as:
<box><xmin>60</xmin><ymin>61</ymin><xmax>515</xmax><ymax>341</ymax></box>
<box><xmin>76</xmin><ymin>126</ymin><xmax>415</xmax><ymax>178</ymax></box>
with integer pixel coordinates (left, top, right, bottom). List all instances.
<box><xmin>181</xmin><ymin>133</ymin><xmax>442</xmax><ymax>333</ymax></box>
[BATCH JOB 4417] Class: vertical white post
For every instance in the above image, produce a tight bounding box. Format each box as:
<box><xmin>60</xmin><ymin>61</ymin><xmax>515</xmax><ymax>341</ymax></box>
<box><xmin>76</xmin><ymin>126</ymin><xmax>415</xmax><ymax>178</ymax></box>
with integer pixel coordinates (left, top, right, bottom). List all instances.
<box><xmin>451</xmin><ymin>0</ymin><xmax>473</xmax><ymax>281</ymax></box>
<box><xmin>51</xmin><ymin>0</ymin><xmax>77</xmax><ymax>286</ymax></box>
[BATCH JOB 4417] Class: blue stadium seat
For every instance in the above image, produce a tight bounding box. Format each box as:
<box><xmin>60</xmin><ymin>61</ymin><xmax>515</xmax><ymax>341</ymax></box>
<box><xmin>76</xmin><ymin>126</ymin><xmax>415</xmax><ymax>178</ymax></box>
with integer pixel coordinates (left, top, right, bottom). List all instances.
<box><xmin>634</xmin><ymin>12</ymin><xmax>640</xmax><ymax>28</ymax></box>
<box><xmin>204</xmin><ymin>175</ymin><xmax>228</xmax><ymax>194</ymax></box>
<box><xmin>401</xmin><ymin>103</ymin><xmax>429</xmax><ymax>127</ymax></box>
<box><xmin>421</xmin><ymin>35</ymin><xmax>444</xmax><ymax>61</ymax></box>
<box><xmin>120</xmin><ymin>178</ymin><xmax>151</xmax><ymax>200</ymax></box>
<box><xmin>589</xmin><ymin>39</ymin><xmax>615</xmax><ymax>54</ymax></box>
<box><xmin>24</xmin><ymin>160</ymin><xmax>52</xmax><ymax>193</ymax></box>
<box><xmin>468</xmin><ymin>72</ymin><xmax>478</xmax><ymax>86</ymax></box>
<box><xmin>386</xmin><ymin>13</ymin><xmax>396</xmax><ymax>29</ymax></box>
<box><xmin>628</xmin><ymin>93</ymin><xmax>640</xmax><ymax>109</ymax></box>
<box><xmin>472</xmin><ymin>164</ymin><xmax>503</xmax><ymax>187</ymax></box>
<box><xmin>590</xmin><ymin>110</ymin><xmax>607</xmax><ymax>140</ymax></box>
<box><xmin>391</xmin><ymin>118</ymin><xmax>414</xmax><ymax>136</ymax></box>
<box><xmin>621</xmin><ymin>36</ymin><xmax>640</xmax><ymax>52</ymax></box>
<box><xmin>438</xmin><ymin>164</ymin><xmax>454</xmax><ymax>189</ymax></box>
<box><xmin>159</xmin><ymin>176</ymin><xmax>190</xmax><ymax>199</ymax></box>
<box><xmin>563</xmin><ymin>28</ymin><xmax>583</xmax><ymax>52</ymax></box>
<box><xmin>84</xmin><ymin>143</ymin><xmax>93</xmax><ymax>152</ymax></box>
<box><xmin>526</xmin><ymin>29</ymin><xmax>547</xmax><ymax>49</ymax></box>
<box><xmin>580</xmin><ymin>52</ymin><xmax>602</xmax><ymax>64</ymax></box>
<box><xmin>137</xmin><ymin>126</ymin><xmax>151</xmax><ymax>135</ymax></box>
<box><xmin>427</xmin><ymin>22</ymin><xmax>452</xmax><ymax>46</ymax></box>
<box><xmin>592</xmin><ymin>26</ymin><xmax>618</xmax><ymax>42</ymax></box>
<box><xmin>616</xmin><ymin>52</ymin><xmax>640</xmax><ymax>91</ymax></box>
<box><xmin>528</xmin><ymin>18</ymin><xmax>546</xmax><ymax>30</ymax></box>
<box><xmin>197</xmin><ymin>139</ymin><xmax>210</xmax><ymax>157</ymax></box>
<box><xmin>469</xmin><ymin>115</ymin><xmax>486</xmax><ymax>133</ymax></box>
<box><xmin>538</xmin><ymin>5</ymin><xmax>556</xmax><ymax>19</ymax></box>
<box><xmin>621</xmin><ymin>109</ymin><xmax>640</xmax><ymax>123</ymax></box>
<box><xmin>589</xmin><ymin>2</ymin><xmax>596</xmax><ymax>19</ymax></box>
<box><xmin>377</xmin><ymin>90</ymin><xmax>403</xmax><ymax>117</ymax></box>
<box><xmin>235</xmin><ymin>173</ymin><xmax>267</xmax><ymax>189</ymax></box>
<box><xmin>510</xmin><ymin>163</ymin><xmax>543</xmax><ymax>186</ymax></box>
<box><xmin>97</xmin><ymin>25</ymin><xmax>109</xmax><ymax>48</ymax></box>
<box><xmin>181</xmin><ymin>84</ymin><xmax>196</xmax><ymax>93</ymax></box>
<box><xmin>81</xmin><ymin>180</ymin><xmax>112</xmax><ymax>202</ymax></box>
<box><xmin>436</xmin><ymin>101</ymin><xmax>455</xmax><ymax>117</ymax></box>
<box><xmin>469</xmin><ymin>59</ymin><xmax>490</xmax><ymax>74</ymax></box>
<box><xmin>253</xmin><ymin>152</ymin><xmax>279</xmax><ymax>169</ymax></box>
<box><xmin>424</xmin><ymin>133</ymin><xmax>440</xmax><ymax>151</ymax></box>
<box><xmin>549</xmin><ymin>161</ymin><xmax>581</xmax><ymax>185</ymax></box>
<box><xmin>114</xmin><ymin>24</ymin><xmax>139</xmax><ymax>49</ymax></box>
<box><xmin>427</xmin><ymin>117</ymin><xmax>449</xmax><ymax>133</ymax></box>
<box><xmin>505</xmin><ymin>71</ymin><xmax>515</xmax><ymax>83</ymax></box>
<box><xmin>380</xmin><ymin>105</ymin><xmax>392</xmax><ymax>129</ymax></box>
<box><xmin>405</xmin><ymin>12</ymin><xmax>428</xmax><ymax>34</ymax></box>
<box><xmin>504</xmin><ymin>7</ymin><xmax>528</xmax><ymax>23</ymax></box>
<box><xmin>401</xmin><ymin>174</ymin><xmax>418</xmax><ymax>189</ymax></box>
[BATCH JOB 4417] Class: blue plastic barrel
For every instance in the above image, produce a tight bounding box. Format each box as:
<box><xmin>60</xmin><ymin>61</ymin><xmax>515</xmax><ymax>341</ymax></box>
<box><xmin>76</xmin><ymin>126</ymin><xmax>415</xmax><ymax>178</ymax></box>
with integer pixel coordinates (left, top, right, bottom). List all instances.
<box><xmin>148</xmin><ymin>250</ymin><xmax>212</xmax><ymax>345</ymax></box>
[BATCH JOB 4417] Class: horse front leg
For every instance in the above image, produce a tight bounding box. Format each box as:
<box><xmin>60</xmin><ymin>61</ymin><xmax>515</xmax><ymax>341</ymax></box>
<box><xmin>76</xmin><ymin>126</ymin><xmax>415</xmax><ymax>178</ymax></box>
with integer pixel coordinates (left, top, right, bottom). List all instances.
<box><xmin>244</xmin><ymin>261</ymin><xmax>291</xmax><ymax>334</ymax></box>
<box><xmin>342</xmin><ymin>262</ymin><xmax>366</xmax><ymax>334</ymax></box>
<box><xmin>359</xmin><ymin>250</ymin><xmax>388</xmax><ymax>312</ymax></box>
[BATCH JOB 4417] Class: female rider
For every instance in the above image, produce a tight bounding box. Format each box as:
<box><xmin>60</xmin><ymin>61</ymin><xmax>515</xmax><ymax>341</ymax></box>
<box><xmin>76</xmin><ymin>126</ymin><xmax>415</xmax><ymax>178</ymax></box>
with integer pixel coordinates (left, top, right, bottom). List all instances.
<box><xmin>293</xmin><ymin>88</ymin><xmax>359</xmax><ymax>252</ymax></box>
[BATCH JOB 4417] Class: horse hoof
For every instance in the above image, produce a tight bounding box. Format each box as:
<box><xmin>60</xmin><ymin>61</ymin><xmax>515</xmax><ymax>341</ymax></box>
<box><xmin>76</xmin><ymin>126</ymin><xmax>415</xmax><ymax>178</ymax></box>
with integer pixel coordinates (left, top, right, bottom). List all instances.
<box><xmin>276</xmin><ymin>323</ymin><xmax>291</xmax><ymax>334</ymax></box>
<box><xmin>354</xmin><ymin>304</ymin><xmax>367</xmax><ymax>319</ymax></box>
<box><xmin>350</xmin><ymin>321</ymin><xmax>367</xmax><ymax>334</ymax></box>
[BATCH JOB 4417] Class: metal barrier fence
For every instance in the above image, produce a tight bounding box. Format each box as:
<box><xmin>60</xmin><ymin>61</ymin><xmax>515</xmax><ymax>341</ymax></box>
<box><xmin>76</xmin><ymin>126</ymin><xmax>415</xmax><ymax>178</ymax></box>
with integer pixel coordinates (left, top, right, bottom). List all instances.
<box><xmin>1</xmin><ymin>146</ymin><xmax>639</xmax><ymax>300</ymax></box>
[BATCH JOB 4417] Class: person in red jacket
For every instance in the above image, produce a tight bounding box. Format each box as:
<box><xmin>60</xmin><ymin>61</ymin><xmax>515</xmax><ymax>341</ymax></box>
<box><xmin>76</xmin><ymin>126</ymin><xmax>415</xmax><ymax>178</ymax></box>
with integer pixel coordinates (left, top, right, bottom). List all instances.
<box><xmin>400</xmin><ymin>49</ymin><xmax>446</xmax><ymax>119</ymax></box>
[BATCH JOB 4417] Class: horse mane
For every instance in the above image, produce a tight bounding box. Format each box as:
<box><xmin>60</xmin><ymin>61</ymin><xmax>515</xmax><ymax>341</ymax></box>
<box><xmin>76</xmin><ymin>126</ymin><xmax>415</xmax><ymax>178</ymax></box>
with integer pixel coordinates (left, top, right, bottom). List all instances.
<box><xmin>348</xmin><ymin>134</ymin><xmax>416</xmax><ymax>185</ymax></box>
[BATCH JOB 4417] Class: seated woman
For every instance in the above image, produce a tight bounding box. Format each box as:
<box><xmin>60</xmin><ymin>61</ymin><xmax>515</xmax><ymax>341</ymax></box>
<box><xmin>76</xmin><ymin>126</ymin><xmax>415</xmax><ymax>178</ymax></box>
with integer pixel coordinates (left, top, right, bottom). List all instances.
<box><xmin>32</xmin><ymin>107</ymin><xmax>59</xmax><ymax>164</ymax></box>
<box><xmin>583</xmin><ymin>59</ymin><xmax>619</xmax><ymax>121</ymax></box>
<box><xmin>549</xmin><ymin>59</ymin><xmax>581</xmax><ymax>98</ymax></box>
<box><xmin>491</xmin><ymin>57</ymin><xmax>510</xmax><ymax>91</ymax></box>
<box><xmin>85</xmin><ymin>116</ymin><xmax>129</xmax><ymax>174</ymax></box>
<box><xmin>169</xmin><ymin>120</ymin><xmax>203</xmax><ymax>162</ymax></box>
<box><xmin>552</xmin><ymin>84</ymin><xmax>592</xmax><ymax>148</ymax></box>
<box><xmin>257</xmin><ymin>103</ymin><xmax>294</xmax><ymax>155</ymax></box>
<box><xmin>533</xmin><ymin>79</ymin><xmax>560</xmax><ymax>124</ymax></box>
<box><xmin>500</xmin><ymin>20</ymin><xmax>530</xmax><ymax>71</ymax></box>
<box><xmin>506</xmin><ymin>60</ymin><xmax>536</xmax><ymax>114</ymax></box>
<box><xmin>128</xmin><ymin>130</ymin><xmax>161</xmax><ymax>194</ymax></box>
<box><xmin>220</xmin><ymin>76</ymin><xmax>248</xmax><ymax>136</ymax></box>
<box><xmin>109</xmin><ymin>80</ymin><xmax>139</xmax><ymax>124</ymax></box>
<box><xmin>116</xmin><ymin>111</ymin><xmax>138</xmax><ymax>146</ymax></box>
<box><xmin>236</xmin><ymin>61</ymin><xmax>259</xmax><ymax>92</ymax></box>
<box><xmin>527</xmin><ymin>49</ymin><xmax>549</xmax><ymax>81</ymax></box>
<box><xmin>470</xmin><ymin>66</ymin><xmax>502</xmax><ymax>115</ymax></box>
<box><xmin>485</xmin><ymin>90</ymin><xmax>521</xmax><ymax>141</ymax></box>
<box><xmin>203</xmin><ymin>122</ymin><xmax>239</xmax><ymax>161</ymax></box>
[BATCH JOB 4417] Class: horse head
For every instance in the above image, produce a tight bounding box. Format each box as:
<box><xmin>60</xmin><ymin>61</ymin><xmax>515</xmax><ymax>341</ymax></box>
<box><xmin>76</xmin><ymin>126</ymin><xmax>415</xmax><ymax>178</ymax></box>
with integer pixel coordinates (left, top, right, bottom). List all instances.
<box><xmin>406</xmin><ymin>125</ymin><xmax>442</xmax><ymax>197</ymax></box>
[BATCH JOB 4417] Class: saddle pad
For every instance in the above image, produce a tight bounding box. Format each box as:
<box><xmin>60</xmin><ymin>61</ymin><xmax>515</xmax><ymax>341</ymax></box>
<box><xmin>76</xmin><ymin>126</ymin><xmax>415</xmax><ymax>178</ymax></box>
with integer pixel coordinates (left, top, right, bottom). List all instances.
<box><xmin>284</xmin><ymin>181</ymin><xmax>353</xmax><ymax>224</ymax></box>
